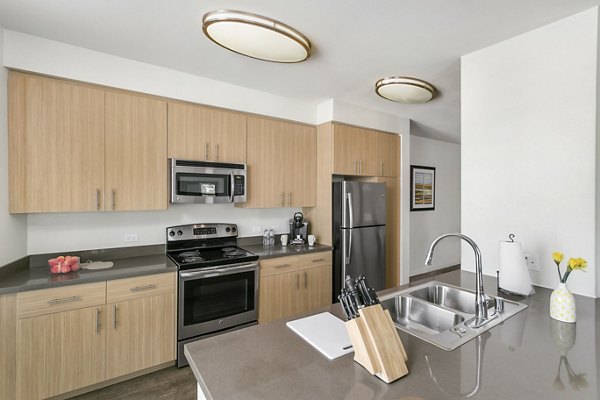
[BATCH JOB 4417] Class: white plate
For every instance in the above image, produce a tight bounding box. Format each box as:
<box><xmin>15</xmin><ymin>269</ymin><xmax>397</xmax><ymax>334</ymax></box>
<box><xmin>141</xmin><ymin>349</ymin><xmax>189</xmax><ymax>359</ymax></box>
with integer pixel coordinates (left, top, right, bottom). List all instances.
<box><xmin>81</xmin><ymin>261</ymin><xmax>114</xmax><ymax>270</ymax></box>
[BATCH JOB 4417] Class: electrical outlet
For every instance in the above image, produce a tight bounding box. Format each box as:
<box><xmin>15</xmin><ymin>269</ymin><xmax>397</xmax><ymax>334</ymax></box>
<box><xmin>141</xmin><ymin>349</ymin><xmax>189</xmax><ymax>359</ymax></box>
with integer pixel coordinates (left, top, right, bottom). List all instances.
<box><xmin>124</xmin><ymin>233</ymin><xmax>139</xmax><ymax>243</ymax></box>
<box><xmin>525</xmin><ymin>253</ymin><xmax>539</xmax><ymax>271</ymax></box>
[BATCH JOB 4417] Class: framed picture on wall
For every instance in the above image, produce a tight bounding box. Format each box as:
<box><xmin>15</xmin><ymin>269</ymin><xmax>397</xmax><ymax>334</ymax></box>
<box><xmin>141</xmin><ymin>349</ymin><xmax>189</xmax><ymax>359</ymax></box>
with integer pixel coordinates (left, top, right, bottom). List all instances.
<box><xmin>410</xmin><ymin>165</ymin><xmax>436</xmax><ymax>211</ymax></box>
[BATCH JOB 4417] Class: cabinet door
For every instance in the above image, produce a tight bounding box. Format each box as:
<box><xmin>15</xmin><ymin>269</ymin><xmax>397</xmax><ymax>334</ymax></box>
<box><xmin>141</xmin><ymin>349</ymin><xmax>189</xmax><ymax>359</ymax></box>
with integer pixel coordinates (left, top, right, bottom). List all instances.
<box><xmin>105</xmin><ymin>92</ymin><xmax>168</xmax><ymax>211</ymax></box>
<box><xmin>8</xmin><ymin>73</ymin><xmax>105</xmax><ymax>212</ymax></box>
<box><xmin>332</xmin><ymin>124</ymin><xmax>361</xmax><ymax>175</ymax></box>
<box><xmin>298</xmin><ymin>265</ymin><xmax>332</xmax><ymax>314</ymax></box>
<box><xmin>357</xmin><ymin>128</ymin><xmax>378</xmax><ymax>176</ymax></box>
<box><xmin>288</xmin><ymin>123</ymin><xmax>316</xmax><ymax>207</ymax></box>
<box><xmin>106</xmin><ymin>292</ymin><xmax>176</xmax><ymax>379</ymax></box>
<box><xmin>376</xmin><ymin>132</ymin><xmax>400</xmax><ymax>177</ymax></box>
<box><xmin>211</xmin><ymin>109</ymin><xmax>247</xmax><ymax>163</ymax></box>
<box><xmin>245</xmin><ymin>116</ymin><xmax>288</xmax><ymax>208</ymax></box>
<box><xmin>16</xmin><ymin>306</ymin><xmax>106</xmax><ymax>400</ymax></box>
<box><xmin>258</xmin><ymin>271</ymin><xmax>299</xmax><ymax>324</ymax></box>
<box><xmin>167</xmin><ymin>102</ymin><xmax>211</xmax><ymax>160</ymax></box>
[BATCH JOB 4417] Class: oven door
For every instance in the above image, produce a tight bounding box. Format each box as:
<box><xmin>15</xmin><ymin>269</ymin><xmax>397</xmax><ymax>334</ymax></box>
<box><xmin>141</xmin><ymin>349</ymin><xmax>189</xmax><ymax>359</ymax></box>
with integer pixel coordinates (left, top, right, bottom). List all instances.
<box><xmin>169</xmin><ymin>159</ymin><xmax>247</xmax><ymax>204</ymax></box>
<box><xmin>178</xmin><ymin>261</ymin><xmax>258</xmax><ymax>340</ymax></box>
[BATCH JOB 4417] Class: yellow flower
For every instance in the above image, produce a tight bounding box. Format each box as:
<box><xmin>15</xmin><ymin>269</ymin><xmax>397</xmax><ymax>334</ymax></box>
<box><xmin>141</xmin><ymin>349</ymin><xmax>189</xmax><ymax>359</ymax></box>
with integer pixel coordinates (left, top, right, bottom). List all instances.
<box><xmin>552</xmin><ymin>252</ymin><xmax>564</xmax><ymax>264</ymax></box>
<box><xmin>568</xmin><ymin>258</ymin><xmax>588</xmax><ymax>271</ymax></box>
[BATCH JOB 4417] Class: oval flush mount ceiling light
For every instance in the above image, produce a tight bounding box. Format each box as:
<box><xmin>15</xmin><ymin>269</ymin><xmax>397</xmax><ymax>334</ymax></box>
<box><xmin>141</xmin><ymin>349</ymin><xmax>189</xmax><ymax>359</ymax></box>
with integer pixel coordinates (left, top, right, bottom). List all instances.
<box><xmin>202</xmin><ymin>10</ymin><xmax>312</xmax><ymax>63</ymax></box>
<box><xmin>375</xmin><ymin>77</ymin><xmax>436</xmax><ymax>104</ymax></box>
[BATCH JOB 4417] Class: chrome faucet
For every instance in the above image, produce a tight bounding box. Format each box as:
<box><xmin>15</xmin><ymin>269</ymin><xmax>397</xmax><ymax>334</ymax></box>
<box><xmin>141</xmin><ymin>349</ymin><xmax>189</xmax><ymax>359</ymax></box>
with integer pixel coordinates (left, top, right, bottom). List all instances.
<box><xmin>425</xmin><ymin>233</ymin><xmax>494</xmax><ymax>329</ymax></box>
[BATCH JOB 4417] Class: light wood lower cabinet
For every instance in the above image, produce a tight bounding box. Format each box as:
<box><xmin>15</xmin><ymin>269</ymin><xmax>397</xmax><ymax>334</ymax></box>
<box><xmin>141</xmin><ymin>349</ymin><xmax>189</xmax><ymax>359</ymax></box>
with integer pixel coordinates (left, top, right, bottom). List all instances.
<box><xmin>105</xmin><ymin>272</ymin><xmax>176</xmax><ymax>379</ymax></box>
<box><xmin>12</xmin><ymin>273</ymin><xmax>176</xmax><ymax>399</ymax></box>
<box><xmin>16</xmin><ymin>305</ymin><xmax>106</xmax><ymax>400</ymax></box>
<box><xmin>259</xmin><ymin>253</ymin><xmax>332</xmax><ymax>324</ymax></box>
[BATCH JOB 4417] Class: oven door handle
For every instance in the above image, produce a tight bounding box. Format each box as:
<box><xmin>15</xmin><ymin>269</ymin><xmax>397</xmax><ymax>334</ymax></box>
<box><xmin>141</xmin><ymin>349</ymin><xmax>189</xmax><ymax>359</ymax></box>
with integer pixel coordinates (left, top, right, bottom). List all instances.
<box><xmin>180</xmin><ymin>263</ymin><xmax>257</xmax><ymax>278</ymax></box>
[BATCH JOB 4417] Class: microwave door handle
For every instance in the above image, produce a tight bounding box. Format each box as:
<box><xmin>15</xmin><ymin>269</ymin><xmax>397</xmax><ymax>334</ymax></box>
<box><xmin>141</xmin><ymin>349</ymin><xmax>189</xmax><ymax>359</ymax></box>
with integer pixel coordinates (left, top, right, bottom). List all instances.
<box><xmin>230</xmin><ymin>172</ymin><xmax>235</xmax><ymax>202</ymax></box>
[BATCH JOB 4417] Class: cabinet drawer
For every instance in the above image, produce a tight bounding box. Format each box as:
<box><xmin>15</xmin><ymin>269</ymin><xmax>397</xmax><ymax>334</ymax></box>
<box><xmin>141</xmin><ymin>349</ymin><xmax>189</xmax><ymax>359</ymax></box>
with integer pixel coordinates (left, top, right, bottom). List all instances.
<box><xmin>260</xmin><ymin>256</ymin><xmax>299</xmax><ymax>277</ymax></box>
<box><xmin>107</xmin><ymin>272</ymin><xmax>175</xmax><ymax>303</ymax></box>
<box><xmin>298</xmin><ymin>252</ymin><xmax>332</xmax><ymax>270</ymax></box>
<box><xmin>17</xmin><ymin>282</ymin><xmax>106</xmax><ymax>319</ymax></box>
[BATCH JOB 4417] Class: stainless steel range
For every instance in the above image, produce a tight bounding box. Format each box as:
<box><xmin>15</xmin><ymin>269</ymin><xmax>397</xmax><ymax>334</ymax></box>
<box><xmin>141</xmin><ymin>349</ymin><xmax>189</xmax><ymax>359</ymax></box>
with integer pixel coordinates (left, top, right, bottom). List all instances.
<box><xmin>166</xmin><ymin>223</ymin><xmax>259</xmax><ymax>367</ymax></box>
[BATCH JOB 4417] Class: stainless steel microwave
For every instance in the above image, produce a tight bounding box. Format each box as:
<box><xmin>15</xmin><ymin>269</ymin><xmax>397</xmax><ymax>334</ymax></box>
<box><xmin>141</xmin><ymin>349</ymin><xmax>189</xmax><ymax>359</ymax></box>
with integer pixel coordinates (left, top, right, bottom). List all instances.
<box><xmin>169</xmin><ymin>159</ymin><xmax>247</xmax><ymax>204</ymax></box>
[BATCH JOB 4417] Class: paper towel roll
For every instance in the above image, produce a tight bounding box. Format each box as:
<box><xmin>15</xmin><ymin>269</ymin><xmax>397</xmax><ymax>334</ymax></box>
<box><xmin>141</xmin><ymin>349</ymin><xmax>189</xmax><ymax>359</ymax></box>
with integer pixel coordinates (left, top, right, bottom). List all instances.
<box><xmin>498</xmin><ymin>240</ymin><xmax>534</xmax><ymax>296</ymax></box>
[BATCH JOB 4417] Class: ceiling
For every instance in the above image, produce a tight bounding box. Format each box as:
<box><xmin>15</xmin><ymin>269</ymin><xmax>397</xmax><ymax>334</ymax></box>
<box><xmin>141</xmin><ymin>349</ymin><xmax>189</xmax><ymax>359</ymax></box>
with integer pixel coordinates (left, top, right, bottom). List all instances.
<box><xmin>0</xmin><ymin>0</ymin><xmax>598</xmax><ymax>143</ymax></box>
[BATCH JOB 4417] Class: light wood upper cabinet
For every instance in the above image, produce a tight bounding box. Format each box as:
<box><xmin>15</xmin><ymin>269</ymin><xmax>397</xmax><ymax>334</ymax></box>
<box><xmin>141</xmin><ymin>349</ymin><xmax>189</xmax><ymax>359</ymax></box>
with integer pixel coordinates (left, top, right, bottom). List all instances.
<box><xmin>376</xmin><ymin>132</ymin><xmax>400</xmax><ymax>177</ymax></box>
<box><xmin>332</xmin><ymin>123</ymin><xmax>399</xmax><ymax>177</ymax></box>
<box><xmin>245</xmin><ymin>116</ymin><xmax>316</xmax><ymax>208</ymax></box>
<box><xmin>8</xmin><ymin>72</ymin><xmax>168</xmax><ymax>213</ymax></box>
<box><xmin>168</xmin><ymin>102</ymin><xmax>246</xmax><ymax>163</ymax></box>
<box><xmin>105</xmin><ymin>91</ymin><xmax>168</xmax><ymax>211</ymax></box>
<box><xmin>8</xmin><ymin>72</ymin><xmax>105</xmax><ymax>212</ymax></box>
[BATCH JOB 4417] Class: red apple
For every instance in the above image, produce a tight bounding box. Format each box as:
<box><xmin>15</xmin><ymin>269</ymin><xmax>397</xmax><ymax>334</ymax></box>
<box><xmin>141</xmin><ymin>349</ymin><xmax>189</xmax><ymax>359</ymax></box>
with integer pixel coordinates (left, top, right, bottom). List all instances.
<box><xmin>48</xmin><ymin>258</ymin><xmax>59</xmax><ymax>266</ymax></box>
<box><xmin>57</xmin><ymin>256</ymin><xmax>65</xmax><ymax>262</ymax></box>
<box><xmin>70</xmin><ymin>262</ymin><xmax>80</xmax><ymax>272</ymax></box>
<box><xmin>50</xmin><ymin>265</ymin><xmax>60</xmax><ymax>274</ymax></box>
<box><xmin>59</xmin><ymin>264</ymin><xmax>71</xmax><ymax>273</ymax></box>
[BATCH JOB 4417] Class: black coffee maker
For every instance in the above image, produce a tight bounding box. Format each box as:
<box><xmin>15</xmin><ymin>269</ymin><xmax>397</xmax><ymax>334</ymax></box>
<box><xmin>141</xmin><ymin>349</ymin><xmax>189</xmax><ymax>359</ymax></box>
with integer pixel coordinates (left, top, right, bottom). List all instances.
<box><xmin>289</xmin><ymin>212</ymin><xmax>309</xmax><ymax>245</ymax></box>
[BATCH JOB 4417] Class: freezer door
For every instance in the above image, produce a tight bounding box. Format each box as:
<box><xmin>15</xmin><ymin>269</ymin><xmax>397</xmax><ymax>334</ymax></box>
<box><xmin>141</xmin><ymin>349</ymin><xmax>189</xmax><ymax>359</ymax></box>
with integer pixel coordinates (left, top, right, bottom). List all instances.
<box><xmin>340</xmin><ymin>226</ymin><xmax>386</xmax><ymax>292</ymax></box>
<box><xmin>341</xmin><ymin>181</ymin><xmax>386</xmax><ymax>228</ymax></box>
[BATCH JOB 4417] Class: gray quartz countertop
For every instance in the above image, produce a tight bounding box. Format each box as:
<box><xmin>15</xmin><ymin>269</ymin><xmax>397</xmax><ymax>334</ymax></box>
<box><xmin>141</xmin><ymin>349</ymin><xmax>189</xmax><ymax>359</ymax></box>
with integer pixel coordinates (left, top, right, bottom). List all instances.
<box><xmin>240</xmin><ymin>242</ymin><xmax>332</xmax><ymax>259</ymax></box>
<box><xmin>0</xmin><ymin>245</ymin><xmax>176</xmax><ymax>294</ymax></box>
<box><xmin>185</xmin><ymin>270</ymin><xmax>599</xmax><ymax>400</ymax></box>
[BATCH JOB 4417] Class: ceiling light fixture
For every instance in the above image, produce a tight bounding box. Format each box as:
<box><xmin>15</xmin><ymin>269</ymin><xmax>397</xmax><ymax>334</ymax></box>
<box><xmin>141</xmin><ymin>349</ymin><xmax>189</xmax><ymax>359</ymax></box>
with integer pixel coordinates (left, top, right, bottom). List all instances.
<box><xmin>202</xmin><ymin>10</ymin><xmax>312</xmax><ymax>63</ymax></box>
<box><xmin>375</xmin><ymin>77</ymin><xmax>436</xmax><ymax>104</ymax></box>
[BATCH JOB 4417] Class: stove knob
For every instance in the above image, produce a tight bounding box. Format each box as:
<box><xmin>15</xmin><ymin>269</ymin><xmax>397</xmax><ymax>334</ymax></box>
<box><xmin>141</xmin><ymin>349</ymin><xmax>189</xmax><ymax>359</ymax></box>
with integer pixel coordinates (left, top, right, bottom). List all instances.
<box><xmin>225</xmin><ymin>227</ymin><xmax>231</xmax><ymax>232</ymax></box>
<box><xmin>177</xmin><ymin>230</ymin><xmax>183</xmax><ymax>236</ymax></box>
<box><xmin>232</xmin><ymin>227</ymin><xmax>237</xmax><ymax>232</ymax></box>
<box><xmin>169</xmin><ymin>231</ymin><xmax>175</xmax><ymax>237</ymax></box>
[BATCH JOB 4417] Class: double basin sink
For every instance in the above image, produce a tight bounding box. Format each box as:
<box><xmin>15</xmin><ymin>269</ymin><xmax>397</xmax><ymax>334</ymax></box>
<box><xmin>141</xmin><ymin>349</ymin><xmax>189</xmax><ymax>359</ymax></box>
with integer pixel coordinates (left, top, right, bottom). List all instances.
<box><xmin>379</xmin><ymin>281</ymin><xmax>527</xmax><ymax>350</ymax></box>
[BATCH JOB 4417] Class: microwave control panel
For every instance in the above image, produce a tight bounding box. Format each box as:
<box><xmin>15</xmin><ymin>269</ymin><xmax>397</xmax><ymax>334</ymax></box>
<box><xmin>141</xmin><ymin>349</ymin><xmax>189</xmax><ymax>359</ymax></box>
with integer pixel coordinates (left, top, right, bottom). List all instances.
<box><xmin>234</xmin><ymin>175</ymin><xmax>245</xmax><ymax>195</ymax></box>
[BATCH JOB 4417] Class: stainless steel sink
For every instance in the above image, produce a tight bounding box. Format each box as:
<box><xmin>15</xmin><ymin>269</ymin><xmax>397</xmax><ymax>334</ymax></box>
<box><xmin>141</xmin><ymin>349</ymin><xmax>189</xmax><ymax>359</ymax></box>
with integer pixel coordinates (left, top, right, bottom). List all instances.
<box><xmin>379</xmin><ymin>281</ymin><xmax>527</xmax><ymax>351</ymax></box>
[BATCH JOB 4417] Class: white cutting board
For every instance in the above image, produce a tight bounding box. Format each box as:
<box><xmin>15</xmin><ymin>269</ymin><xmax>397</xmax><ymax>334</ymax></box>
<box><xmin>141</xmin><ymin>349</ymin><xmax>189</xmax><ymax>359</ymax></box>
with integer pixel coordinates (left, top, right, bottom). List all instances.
<box><xmin>286</xmin><ymin>312</ymin><xmax>353</xmax><ymax>360</ymax></box>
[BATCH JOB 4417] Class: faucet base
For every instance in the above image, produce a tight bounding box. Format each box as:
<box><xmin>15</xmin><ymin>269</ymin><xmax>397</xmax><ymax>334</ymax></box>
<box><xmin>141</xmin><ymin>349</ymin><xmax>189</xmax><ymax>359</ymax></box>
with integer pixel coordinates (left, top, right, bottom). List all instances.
<box><xmin>465</xmin><ymin>313</ymin><xmax>499</xmax><ymax>329</ymax></box>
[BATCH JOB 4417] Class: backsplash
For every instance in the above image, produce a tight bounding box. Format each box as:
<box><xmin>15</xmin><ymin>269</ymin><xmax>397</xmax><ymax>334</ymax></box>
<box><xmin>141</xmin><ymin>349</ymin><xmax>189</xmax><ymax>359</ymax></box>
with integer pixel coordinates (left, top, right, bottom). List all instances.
<box><xmin>26</xmin><ymin>203</ymin><xmax>300</xmax><ymax>254</ymax></box>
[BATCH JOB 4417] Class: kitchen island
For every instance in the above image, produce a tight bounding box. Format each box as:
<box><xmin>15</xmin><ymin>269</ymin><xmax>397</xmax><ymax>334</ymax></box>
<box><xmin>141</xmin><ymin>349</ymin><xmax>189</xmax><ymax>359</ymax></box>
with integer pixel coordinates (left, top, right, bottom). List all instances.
<box><xmin>185</xmin><ymin>270</ymin><xmax>599</xmax><ymax>400</ymax></box>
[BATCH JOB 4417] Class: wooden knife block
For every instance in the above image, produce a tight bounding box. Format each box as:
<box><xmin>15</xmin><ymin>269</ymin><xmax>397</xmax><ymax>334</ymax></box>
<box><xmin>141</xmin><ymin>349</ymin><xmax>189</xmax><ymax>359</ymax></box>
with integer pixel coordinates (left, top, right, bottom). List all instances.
<box><xmin>345</xmin><ymin>304</ymin><xmax>408</xmax><ymax>383</ymax></box>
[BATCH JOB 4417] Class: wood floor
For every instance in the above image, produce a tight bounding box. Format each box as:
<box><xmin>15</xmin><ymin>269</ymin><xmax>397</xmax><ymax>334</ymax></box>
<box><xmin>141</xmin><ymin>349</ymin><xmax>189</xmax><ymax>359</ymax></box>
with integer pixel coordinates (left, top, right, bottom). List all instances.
<box><xmin>71</xmin><ymin>366</ymin><xmax>196</xmax><ymax>400</ymax></box>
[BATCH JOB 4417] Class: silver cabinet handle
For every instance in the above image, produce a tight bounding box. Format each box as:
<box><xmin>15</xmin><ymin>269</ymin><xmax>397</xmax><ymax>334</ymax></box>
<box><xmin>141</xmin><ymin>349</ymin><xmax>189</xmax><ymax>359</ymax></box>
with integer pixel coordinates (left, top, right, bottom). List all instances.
<box><xmin>280</xmin><ymin>192</ymin><xmax>285</xmax><ymax>207</ymax></box>
<box><xmin>111</xmin><ymin>189</ymin><xmax>116</xmax><ymax>210</ymax></box>
<box><xmin>215</xmin><ymin>144</ymin><xmax>219</xmax><ymax>161</ymax></box>
<box><xmin>130</xmin><ymin>284</ymin><xmax>157</xmax><ymax>292</ymax></box>
<box><xmin>47</xmin><ymin>295</ymin><xmax>82</xmax><ymax>305</ymax></box>
<box><xmin>205</xmin><ymin>142</ymin><xmax>209</xmax><ymax>160</ymax></box>
<box><xmin>380</xmin><ymin>162</ymin><xmax>384</xmax><ymax>176</ymax></box>
<box><xmin>96</xmin><ymin>308</ymin><xmax>101</xmax><ymax>333</ymax></box>
<box><xmin>288</xmin><ymin>192</ymin><xmax>292</xmax><ymax>207</ymax></box>
<box><xmin>275</xmin><ymin>264</ymin><xmax>292</xmax><ymax>269</ymax></box>
<box><xmin>303</xmin><ymin>272</ymin><xmax>307</xmax><ymax>288</ymax></box>
<box><xmin>353</xmin><ymin>160</ymin><xmax>356</xmax><ymax>174</ymax></box>
<box><xmin>360</xmin><ymin>160</ymin><xmax>363</xmax><ymax>174</ymax></box>
<box><xmin>113</xmin><ymin>304</ymin><xmax>118</xmax><ymax>330</ymax></box>
<box><xmin>311</xmin><ymin>258</ymin><xmax>325</xmax><ymax>263</ymax></box>
<box><xmin>295</xmin><ymin>273</ymin><xmax>299</xmax><ymax>289</ymax></box>
<box><xmin>96</xmin><ymin>189</ymin><xmax>101</xmax><ymax>210</ymax></box>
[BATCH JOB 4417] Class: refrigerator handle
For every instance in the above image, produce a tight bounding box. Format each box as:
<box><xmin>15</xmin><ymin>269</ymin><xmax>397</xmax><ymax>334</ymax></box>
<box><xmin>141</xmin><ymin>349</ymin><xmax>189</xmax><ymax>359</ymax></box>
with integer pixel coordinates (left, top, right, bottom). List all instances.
<box><xmin>347</xmin><ymin>192</ymin><xmax>354</xmax><ymax>228</ymax></box>
<box><xmin>346</xmin><ymin>229</ymin><xmax>353</xmax><ymax>266</ymax></box>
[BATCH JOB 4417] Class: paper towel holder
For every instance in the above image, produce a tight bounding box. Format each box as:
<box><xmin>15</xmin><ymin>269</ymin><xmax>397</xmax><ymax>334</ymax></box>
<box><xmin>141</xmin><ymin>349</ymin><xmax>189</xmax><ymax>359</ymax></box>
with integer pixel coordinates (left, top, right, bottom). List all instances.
<box><xmin>508</xmin><ymin>233</ymin><xmax>515</xmax><ymax>242</ymax></box>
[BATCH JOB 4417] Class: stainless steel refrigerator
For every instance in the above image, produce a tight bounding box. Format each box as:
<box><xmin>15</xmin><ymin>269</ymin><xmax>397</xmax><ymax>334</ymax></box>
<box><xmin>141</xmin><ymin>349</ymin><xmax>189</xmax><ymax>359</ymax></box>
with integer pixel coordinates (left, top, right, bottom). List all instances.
<box><xmin>332</xmin><ymin>181</ymin><xmax>386</xmax><ymax>302</ymax></box>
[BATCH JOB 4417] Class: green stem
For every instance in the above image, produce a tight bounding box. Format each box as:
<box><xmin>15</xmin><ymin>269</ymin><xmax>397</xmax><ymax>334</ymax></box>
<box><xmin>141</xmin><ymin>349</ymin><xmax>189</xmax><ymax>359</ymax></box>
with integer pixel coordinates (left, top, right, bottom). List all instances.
<box><xmin>562</xmin><ymin>269</ymin><xmax>571</xmax><ymax>284</ymax></box>
<box><xmin>556</xmin><ymin>263</ymin><xmax>563</xmax><ymax>282</ymax></box>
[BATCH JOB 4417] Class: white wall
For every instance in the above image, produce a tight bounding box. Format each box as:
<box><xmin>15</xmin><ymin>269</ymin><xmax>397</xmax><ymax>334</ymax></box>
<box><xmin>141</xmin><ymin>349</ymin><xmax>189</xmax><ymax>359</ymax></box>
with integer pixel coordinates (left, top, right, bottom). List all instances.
<box><xmin>462</xmin><ymin>8</ymin><xmax>598</xmax><ymax>297</ymax></box>
<box><xmin>409</xmin><ymin>135</ymin><xmax>461</xmax><ymax>276</ymax></box>
<box><xmin>27</xmin><ymin>205</ymin><xmax>296</xmax><ymax>254</ymax></box>
<box><xmin>0</xmin><ymin>26</ymin><xmax>27</xmax><ymax>264</ymax></box>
